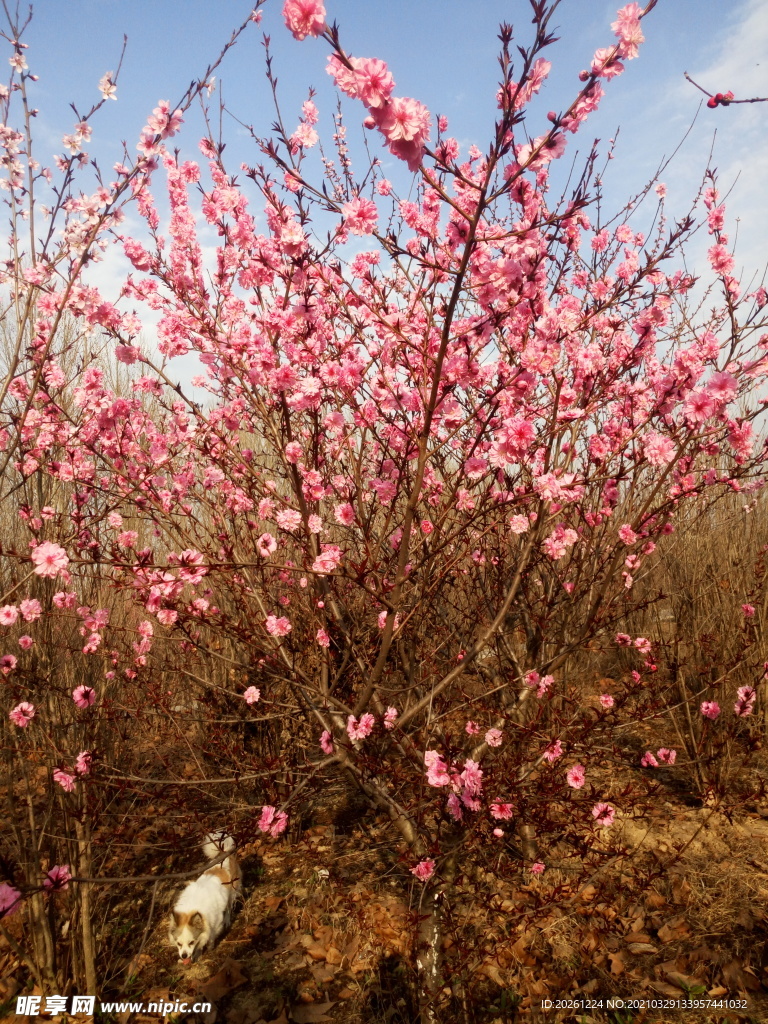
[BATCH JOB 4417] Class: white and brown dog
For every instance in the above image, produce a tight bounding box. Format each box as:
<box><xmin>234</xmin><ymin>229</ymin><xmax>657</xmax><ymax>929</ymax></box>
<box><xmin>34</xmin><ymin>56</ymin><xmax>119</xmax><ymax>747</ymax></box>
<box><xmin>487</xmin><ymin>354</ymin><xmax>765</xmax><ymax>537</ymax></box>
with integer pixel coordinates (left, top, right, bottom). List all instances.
<box><xmin>169</xmin><ymin>833</ymin><xmax>241</xmax><ymax>964</ymax></box>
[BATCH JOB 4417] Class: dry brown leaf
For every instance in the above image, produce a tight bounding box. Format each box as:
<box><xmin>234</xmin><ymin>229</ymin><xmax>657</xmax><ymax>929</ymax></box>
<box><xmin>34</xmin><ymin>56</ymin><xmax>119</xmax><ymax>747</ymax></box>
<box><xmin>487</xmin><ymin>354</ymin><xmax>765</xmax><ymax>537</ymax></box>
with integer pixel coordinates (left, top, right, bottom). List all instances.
<box><xmin>627</xmin><ymin>942</ymin><xmax>657</xmax><ymax>955</ymax></box>
<box><xmin>288</xmin><ymin>1002</ymin><xmax>335</xmax><ymax>1023</ymax></box>
<box><xmin>657</xmin><ymin>916</ymin><xmax>690</xmax><ymax>943</ymax></box>
<box><xmin>665</xmin><ymin>970</ymin><xmax>703</xmax><ymax>990</ymax></box>
<box><xmin>304</xmin><ymin>944</ymin><xmax>328</xmax><ymax>962</ymax></box>
<box><xmin>648</xmin><ymin>981</ymin><xmax>684</xmax><ymax>997</ymax></box>
<box><xmin>722</xmin><ymin>958</ymin><xmax>761</xmax><ymax>993</ymax></box>
<box><xmin>644</xmin><ymin>891</ymin><xmax>667</xmax><ymax>909</ymax></box>
<box><xmin>608</xmin><ymin>952</ymin><xmax>625</xmax><ymax>976</ymax></box>
<box><xmin>196</xmin><ymin>959</ymin><xmax>248</xmax><ymax>1001</ymax></box>
<box><xmin>480</xmin><ymin>961</ymin><xmax>505</xmax><ymax>987</ymax></box>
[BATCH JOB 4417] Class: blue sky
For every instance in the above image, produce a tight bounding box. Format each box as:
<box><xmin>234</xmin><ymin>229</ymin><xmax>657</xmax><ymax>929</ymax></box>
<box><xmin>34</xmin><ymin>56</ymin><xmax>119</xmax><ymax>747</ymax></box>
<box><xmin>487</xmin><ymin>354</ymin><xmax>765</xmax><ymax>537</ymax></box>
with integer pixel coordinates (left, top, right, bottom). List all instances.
<box><xmin>17</xmin><ymin>0</ymin><xmax>768</xmax><ymax>358</ymax></box>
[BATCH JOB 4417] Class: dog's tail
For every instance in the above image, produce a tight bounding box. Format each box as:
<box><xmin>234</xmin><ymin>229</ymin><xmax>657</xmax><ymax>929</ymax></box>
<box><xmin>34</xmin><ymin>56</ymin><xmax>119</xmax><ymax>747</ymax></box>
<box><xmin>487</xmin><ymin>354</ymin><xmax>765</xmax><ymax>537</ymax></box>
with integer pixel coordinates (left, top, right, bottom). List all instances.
<box><xmin>202</xmin><ymin>831</ymin><xmax>235</xmax><ymax>861</ymax></box>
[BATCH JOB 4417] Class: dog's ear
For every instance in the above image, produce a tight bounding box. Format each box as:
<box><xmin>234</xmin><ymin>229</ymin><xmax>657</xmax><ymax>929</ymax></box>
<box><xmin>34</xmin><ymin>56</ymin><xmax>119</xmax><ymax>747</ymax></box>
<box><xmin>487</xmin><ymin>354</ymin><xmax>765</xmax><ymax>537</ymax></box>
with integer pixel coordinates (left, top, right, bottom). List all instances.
<box><xmin>190</xmin><ymin>912</ymin><xmax>203</xmax><ymax>929</ymax></box>
<box><xmin>171</xmin><ymin>910</ymin><xmax>181</xmax><ymax>927</ymax></box>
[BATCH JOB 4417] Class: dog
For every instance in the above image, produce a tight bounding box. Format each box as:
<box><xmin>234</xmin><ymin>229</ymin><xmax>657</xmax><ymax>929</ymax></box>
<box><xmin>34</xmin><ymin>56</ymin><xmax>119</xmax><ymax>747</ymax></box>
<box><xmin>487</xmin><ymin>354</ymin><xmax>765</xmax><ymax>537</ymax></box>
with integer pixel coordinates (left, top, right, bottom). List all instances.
<box><xmin>168</xmin><ymin>833</ymin><xmax>241</xmax><ymax>964</ymax></box>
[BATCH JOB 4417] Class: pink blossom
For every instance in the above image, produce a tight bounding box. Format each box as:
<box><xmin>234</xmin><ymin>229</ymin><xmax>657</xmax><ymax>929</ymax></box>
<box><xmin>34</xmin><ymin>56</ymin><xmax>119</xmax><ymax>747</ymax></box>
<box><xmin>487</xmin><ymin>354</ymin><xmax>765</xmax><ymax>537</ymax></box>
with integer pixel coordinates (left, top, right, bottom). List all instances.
<box><xmin>312</xmin><ymin>545</ymin><xmax>342</xmax><ymax>574</ymax></box>
<box><xmin>484</xmin><ymin>728</ymin><xmax>503</xmax><ymax>747</ymax></box>
<box><xmin>377</xmin><ymin>610</ymin><xmax>401</xmax><ymax>630</ymax></box>
<box><xmin>342</xmin><ymin>197</ymin><xmax>378</xmax><ymax>236</ymax></box>
<box><xmin>72</xmin><ymin>686</ymin><xmax>96</xmax><ymax>708</ymax></box>
<box><xmin>618</xmin><ymin>524</ymin><xmax>637</xmax><ymax>545</ymax></box>
<box><xmin>53</xmin><ymin>769</ymin><xmax>77</xmax><ymax>792</ymax></box>
<box><xmin>347</xmin><ymin>713</ymin><xmax>375</xmax><ymax>742</ymax></box>
<box><xmin>18</xmin><ymin>635</ymin><xmax>33</xmax><ymax>650</ymax></box>
<box><xmin>543</xmin><ymin>739</ymin><xmax>563</xmax><ymax>763</ymax></box>
<box><xmin>411</xmin><ymin>858</ymin><xmax>435</xmax><ymax>882</ymax></box>
<box><xmin>9</xmin><ymin>702</ymin><xmax>35</xmax><ymax>727</ymax></box>
<box><xmin>157</xmin><ymin>609</ymin><xmax>178</xmax><ymax>626</ymax></box>
<box><xmin>371</xmin><ymin>96</ymin><xmax>431</xmax><ymax>171</ymax></box>
<box><xmin>316</xmin><ymin>628</ymin><xmax>331</xmax><ymax>647</ymax></box>
<box><xmin>243</xmin><ymin>686</ymin><xmax>261</xmax><ymax>704</ymax></box>
<box><xmin>490</xmin><ymin>802</ymin><xmax>514</xmax><ymax>820</ymax></box>
<box><xmin>350</xmin><ymin>58</ymin><xmax>394</xmax><ymax>109</ymax></box>
<box><xmin>465</xmin><ymin>720</ymin><xmax>481</xmax><ymax>735</ymax></box>
<box><xmin>384</xmin><ymin>706</ymin><xmax>398</xmax><ymax>730</ymax></box>
<box><xmin>708</xmin><ymin>371</ymin><xmax>738</xmax><ymax>404</ymax></box>
<box><xmin>657</xmin><ymin>748</ymin><xmax>676</xmax><ymax>765</ymax></box>
<box><xmin>537</xmin><ymin>675</ymin><xmax>554</xmax><ymax>698</ymax></box>
<box><xmin>258</xmin><ymin>805</ymin><xmax>288</xmax><ymax>838</ymax></box>
<box><xmin>530</xmin><ymin>861</ymin><xmax>546</xmax><ymax>875</ymax></box>
<box><xmin>320</xmin><ymin>730</ymin><xmax>334</xmax><ymax>754</ymax></box>
<box><xmin>460</xmin><ymin>759</ymin><xmax>483</xmax><ymax>800</ymax></box>
<box><xmin>424</xmin><ymin>750</ymin><xmax>451</xmax><ymax>787</ymax></box>
<box><xmin>684</xmin><ymin>390</ymin><xmax>716</xmax><ymax>426</ymax></box>
<box><xmin>640</xmin><ymin>751</ymin><xmax>659</xmax><ymax>768</ymax></box>
<box><xmin>643</xmin><ymin>431</ymin><xmax>676</xmax><ymax>466</ymax></box>
<box><xmin>464</xmin><ymin>456</ymin><xmax>487</xmax><ymax>479</ymax></box>
<box><xmin>257</xmin><ymin>533</ymin><xmax>277</xmax><ymax>557</ymax></box>
<box><xmin>334</xmin><ymin>503</ymin><xmax>355</xmax><ymax>525</ymax></box>
<box><xmin>742</xmin><ymin>604</ymin><xmax>755</xmax><ymax>618</ymax></box>
<box><xmin>700</xmin><ymin>700</ymin><xmax>721</xmax><ymax>720</ymax></box>
<box><xmin>0</xmin><ymin>605</ymin><xmax>19</xmax><ymax>626</ymax></box>
<box><xmin>708</xmin><ymin>243</ymin><xmax>734</xmax><ymax>275</ymax></box>
<box><xmin>1</xmin><ymin>654</ymin><xmax>17</xmax><ymax>675</ymax></box>
<box><xmin>0</xmin><ymin>882</ymin><xmax>21</xmax><ymax>917</ymax></box>
<box><xmin>276</xmin><ymin>509</ymin><xmax>302</xmax><ymax>532</ymax></box>
<box><xmin>31</xmin><ymin>541</ymin><xmax>69</xmax><ymax>578</ymax></box>
<box><xmin>308</xmin><ymin>514</ymin><xmax>323</xmax><ymax>533</ymax></box>
<box><xmin>265</xmin><ymin>615</ymin><xmax>292</xmax><ymax>637</ymax></box>
<box><xmin>735</xmin><ymin>686</ymin><xmax>756</xmax><ymax>717</ymax></box>
<box><xmin>98</xmin><ymin>72</ymin><xmax>116</xmax><ymax>100</ymax></box>
<box><xmin>611</xmin><ymin>3</ymin><xmax>644</xmax><ymax>60</ymax></box>
<box><xmin>75</xmin><ymin>751</ymin><xmax>92</xmax><ymax>775</ymax></box>
<box><xmin>43</xmin><ymin>865</ymin><xmax>71</xmax><ymax>891</ymax></box>
<box><xmin>509</xmin><ymin>515</ymin><xmax>529</xmax><ymax>534</ymax></box>
<box><xmin>567</xmin><ymin>764</ymin><xmax>586</xmax><ymax>789</ymax></box>
<box><xmin>283</xmin><ymin>0</ymin><xmax>326</xmax><ymax>40</ymax></box>
<box><xmin>446</xmin><ymin>792</ymin><xmax>463</xmax><ymax>821</ymax></box>
<box><xmin>591</xmin><ymin>803</ymin><xmax>615</xmax><ymax>827</ymax></box>
<box><xmin>591</xmin><ymin>48</ymin><xmax>624</xmax><ymax>79</ymax></box>
<box><xmin>599</xmin><ymin>694</ymin><xmax>615</xmax><ymax>709</ymax></box>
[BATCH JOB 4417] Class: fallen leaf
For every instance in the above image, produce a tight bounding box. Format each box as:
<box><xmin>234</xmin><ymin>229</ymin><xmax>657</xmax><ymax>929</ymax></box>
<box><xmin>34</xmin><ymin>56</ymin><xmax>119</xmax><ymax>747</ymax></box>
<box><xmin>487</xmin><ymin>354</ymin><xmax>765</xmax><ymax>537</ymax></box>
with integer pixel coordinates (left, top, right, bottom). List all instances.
<box><xmin>657</xmin><ymin>916</ymin><xmax>690</xmax><ymax>943</ymax></box>
<box><xmin>197</xmin><ymin>959</ymin><xmax>248</xmax><ymax>1001</ymax></box>
<box><xmin>288</xmin><ymin>1002</ymin><xmax>335</xmax><ymax>1023</ymax></box>
<box><xmin>303</xmin><ymin>942</ymin><xmax>327</xmax><ymax>958</ymax></box>
<box><xmin>722</xmin><ymin>958</ymin><xmax>761</xmax><ymax>993</ymax></box>
<box><xmin>608</xmin><ymin>952</ymin><xmax>625</xmax><ymax>976</ymax></box>
<box><xmin>627</xmin><ymin>942</ymin><xmax>657</xmax><ymax>955</ymax></box>
<box><xmin>665</xmin><ymin>970</ymin><xmax>705</xmax><ymax>992</ymax></box>
<box><xmin>648</xmin><ymin>981</ymin><xmax>684</xmax><ymax>997</ymax></box>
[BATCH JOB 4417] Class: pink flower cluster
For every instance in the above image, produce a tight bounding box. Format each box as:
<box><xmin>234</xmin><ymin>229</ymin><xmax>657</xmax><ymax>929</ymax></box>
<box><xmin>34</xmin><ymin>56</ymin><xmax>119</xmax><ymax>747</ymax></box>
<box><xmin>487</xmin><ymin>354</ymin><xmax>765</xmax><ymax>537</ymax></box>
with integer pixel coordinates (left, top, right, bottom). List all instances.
<box><xmin>327</xmin><ymin>54</ymin><xmax>430</xmax><ymax>171</ymax></box>
<box><xmin>258</xmin><ymin>805</ymin><xmax>288</xmax><ymax>838</ymax></box>
<box><xmin>640</xmin><ymin>748</ymin><xmax>676</xmax><ymax>768</ymax></box>
<box><xmin>346</xmin><ymin>713</ymin><xmax>375</xmax><ymax>742</ymax></box>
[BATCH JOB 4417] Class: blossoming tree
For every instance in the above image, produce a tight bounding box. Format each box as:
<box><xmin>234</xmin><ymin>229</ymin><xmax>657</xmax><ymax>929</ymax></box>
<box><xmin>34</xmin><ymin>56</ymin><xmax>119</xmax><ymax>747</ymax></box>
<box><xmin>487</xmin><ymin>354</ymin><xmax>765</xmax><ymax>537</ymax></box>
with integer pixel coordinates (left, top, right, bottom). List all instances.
<box><xmin>1</xmin><ymin>0</ymin><xmax>767</xmax><ymax>1014</ymax></box>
